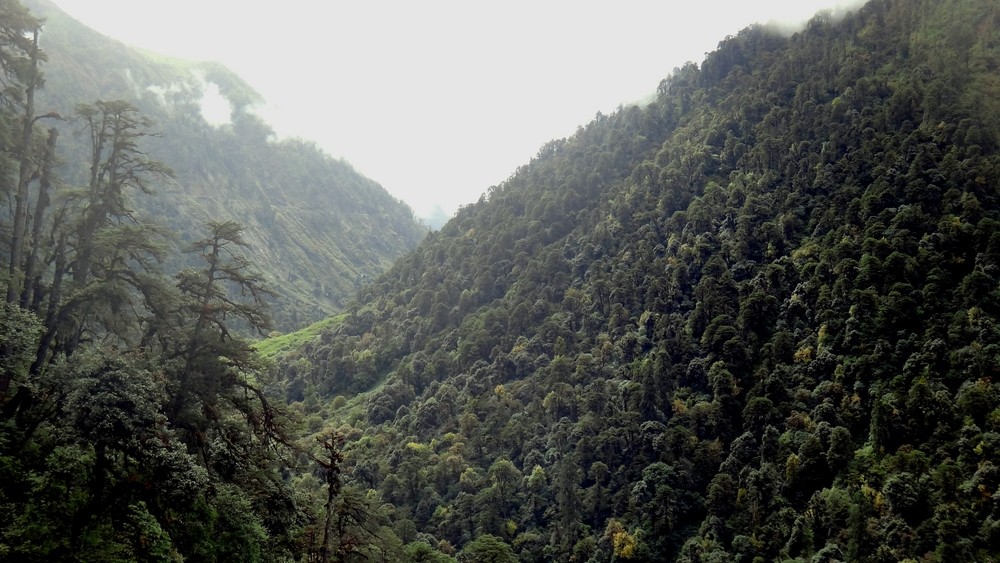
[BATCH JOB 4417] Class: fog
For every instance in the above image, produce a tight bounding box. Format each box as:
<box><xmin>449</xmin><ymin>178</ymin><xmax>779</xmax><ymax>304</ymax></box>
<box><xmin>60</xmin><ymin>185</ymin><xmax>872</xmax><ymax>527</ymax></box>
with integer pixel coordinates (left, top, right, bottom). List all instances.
<box><xmin>52</xmin><ymin>0</ymin><xmax>862</xmax><ymax>222</ymax></box>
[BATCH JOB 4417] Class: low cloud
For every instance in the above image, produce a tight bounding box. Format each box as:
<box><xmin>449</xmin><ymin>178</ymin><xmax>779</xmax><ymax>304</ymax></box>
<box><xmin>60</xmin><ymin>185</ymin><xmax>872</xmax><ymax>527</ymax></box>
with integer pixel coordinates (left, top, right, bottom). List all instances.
<box><xmin>765</xmin><ymin>0</ymin><xmax>869</xmax><ymax>36</ymax></box>
<box><xmin>199</xmin><ymin>81</ymin><xmax>232</xmax><ymax>127</ymax></box>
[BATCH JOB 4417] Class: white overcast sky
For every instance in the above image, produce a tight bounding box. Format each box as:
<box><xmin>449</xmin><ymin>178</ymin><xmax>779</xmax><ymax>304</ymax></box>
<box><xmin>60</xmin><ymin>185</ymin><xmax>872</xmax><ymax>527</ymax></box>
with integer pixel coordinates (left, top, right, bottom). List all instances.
<box><xmin>51</xmin><ymin>0</ymin><xmax>858</xmax><ymax>219</ymax></box>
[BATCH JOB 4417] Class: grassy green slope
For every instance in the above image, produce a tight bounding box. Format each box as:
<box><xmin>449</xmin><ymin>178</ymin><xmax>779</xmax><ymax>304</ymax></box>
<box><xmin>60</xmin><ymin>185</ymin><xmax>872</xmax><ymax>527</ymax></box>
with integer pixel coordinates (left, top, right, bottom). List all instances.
<box><xmin>255</xmin><ymin>314</ymin><xmax>346</xmax><ymax>362</ymax></box>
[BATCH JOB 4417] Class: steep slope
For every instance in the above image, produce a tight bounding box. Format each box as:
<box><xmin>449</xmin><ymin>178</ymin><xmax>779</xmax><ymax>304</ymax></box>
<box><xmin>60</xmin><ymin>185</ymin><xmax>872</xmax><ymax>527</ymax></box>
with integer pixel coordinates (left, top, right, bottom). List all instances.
<box><xmin>271</xmin><ymin>0</ymin><xmax>1000</xmax><ymax>560</ymax></box>
<box><xmin>23</xmin><ymin>0</ymin><xmax>427</xmax><ymax>330</ymax></box>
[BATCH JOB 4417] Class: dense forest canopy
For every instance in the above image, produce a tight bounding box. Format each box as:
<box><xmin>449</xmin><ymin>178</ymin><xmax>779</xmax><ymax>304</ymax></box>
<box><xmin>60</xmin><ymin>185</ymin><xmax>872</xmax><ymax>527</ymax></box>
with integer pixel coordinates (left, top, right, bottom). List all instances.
<box><xmin>1</xmin><ymin>0</ymin><xmax>422</xmax><ymax>559</ymax></box>
<box><xmin>267</xmin><ymin>0</ymin><xmax>1000</xmax><ymax>560</ymax></box>
<box><xmin>4</xmin><ymin>0</ymin><xmax>1000</xmax><ymax>561</ymax></box>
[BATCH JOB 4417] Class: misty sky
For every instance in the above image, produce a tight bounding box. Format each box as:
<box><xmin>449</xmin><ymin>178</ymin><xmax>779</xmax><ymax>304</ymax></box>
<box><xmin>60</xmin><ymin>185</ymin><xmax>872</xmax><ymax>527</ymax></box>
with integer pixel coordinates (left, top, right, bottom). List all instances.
<box><xmin>52</xmin><ymin>0</ymin><xmax>856</xmax><ymax>220</ymax></box>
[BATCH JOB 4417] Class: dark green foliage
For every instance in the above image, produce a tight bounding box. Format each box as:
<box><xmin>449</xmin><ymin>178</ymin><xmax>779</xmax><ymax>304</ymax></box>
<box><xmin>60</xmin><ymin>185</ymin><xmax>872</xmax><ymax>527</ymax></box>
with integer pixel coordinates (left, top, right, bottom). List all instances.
<box><xmin>0</xmin><ymin>302</ymin><xmax>40</xmax><ymax>392</ymax></box>
<box><xmin>265</xmin><ymin>0</ymin><xmax>1000</xmax><ymax>560</ymax></box>
<box><xmin>456</xmin><ymin>534</ymin><xmax>516</xmax><ymax>563</ymax></box>
<box><xmin>1</xmin><ymin>0</ymin><xmax>433</xmax><ymax>550</ymax></box>
<box><xmin>0</xmin><ymin>5</ymin><xmax>310</xmax><ymax>556</ymax></box>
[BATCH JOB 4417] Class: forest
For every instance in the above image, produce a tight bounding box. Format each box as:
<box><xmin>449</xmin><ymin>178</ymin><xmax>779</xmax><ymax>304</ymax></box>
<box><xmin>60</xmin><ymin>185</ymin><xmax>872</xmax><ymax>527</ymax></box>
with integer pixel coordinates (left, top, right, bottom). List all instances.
<box><xmin>4</xmin><ymin>0</ymin><xmax>1000</xmax><ymax>561</ymax></box>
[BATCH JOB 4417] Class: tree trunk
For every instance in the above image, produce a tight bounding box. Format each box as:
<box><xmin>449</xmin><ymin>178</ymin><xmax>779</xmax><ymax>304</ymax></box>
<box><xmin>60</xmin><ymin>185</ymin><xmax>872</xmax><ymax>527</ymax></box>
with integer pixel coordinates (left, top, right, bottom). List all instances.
<box><xmin>20</xmin><ymin>127</ymin><xmax>59</xmax><ymax>310</ymax></box>
<box><xmin>6</xmin><ymin>27</ymin><xmax>40</xmax><ymax>304</ymax></box>
<box><xmin>30</xmin><ymin>232</ymin><xmax>67</xmax><ymax>374</ymax></box>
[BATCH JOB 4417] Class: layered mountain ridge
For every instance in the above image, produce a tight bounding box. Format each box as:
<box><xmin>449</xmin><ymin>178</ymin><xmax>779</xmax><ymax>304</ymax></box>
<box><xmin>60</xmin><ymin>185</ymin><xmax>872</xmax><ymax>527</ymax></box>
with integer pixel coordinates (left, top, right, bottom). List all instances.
<box><xmin>264</xmin><ymin>0</ymin><xmax>1000</xmax><ymax>559</ymax></box>
<box><xmin>23</xmin><ymin>0</ymin><xmax>428</xmax><ymax>330</ymax></box>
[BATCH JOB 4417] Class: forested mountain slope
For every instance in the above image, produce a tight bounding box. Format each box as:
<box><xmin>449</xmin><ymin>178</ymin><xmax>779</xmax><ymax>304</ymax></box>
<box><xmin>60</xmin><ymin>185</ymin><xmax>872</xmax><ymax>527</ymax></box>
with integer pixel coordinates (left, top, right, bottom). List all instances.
<box><xmin>271</xmin><ymin>0</ymin><xmax>1000</xmax><ymax>560</ymax></box>
<box><xmin>23</xmin><ymin>0</ymin><xmax>428</xmax><ymax>330</ymax></box>
<box><xmin>1</xmin><ymin>0</ymin><xmax>429</xmax><ymax>559</ymax></box>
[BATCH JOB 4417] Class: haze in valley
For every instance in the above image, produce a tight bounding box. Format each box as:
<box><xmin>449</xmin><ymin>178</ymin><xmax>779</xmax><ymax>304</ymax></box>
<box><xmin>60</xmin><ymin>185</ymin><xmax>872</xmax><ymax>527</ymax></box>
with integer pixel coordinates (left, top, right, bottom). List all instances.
<box><xmin>53</xmin><ymin>0</ymin><xmax>860</xmax><ymax>222</ymax></box>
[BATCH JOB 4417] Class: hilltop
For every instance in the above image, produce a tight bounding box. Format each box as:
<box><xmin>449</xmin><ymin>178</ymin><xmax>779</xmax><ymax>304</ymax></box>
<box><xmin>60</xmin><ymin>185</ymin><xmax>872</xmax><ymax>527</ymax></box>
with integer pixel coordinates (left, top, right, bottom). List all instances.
<box><xmin>268</xmin><ymin>0</ymin><xmax>1000</xmax><ymax>559</ymax></box>
<box><xmin>23</xmin><ymin>0</ymin><xmax>429</xmax><ymax>330</ymax></box>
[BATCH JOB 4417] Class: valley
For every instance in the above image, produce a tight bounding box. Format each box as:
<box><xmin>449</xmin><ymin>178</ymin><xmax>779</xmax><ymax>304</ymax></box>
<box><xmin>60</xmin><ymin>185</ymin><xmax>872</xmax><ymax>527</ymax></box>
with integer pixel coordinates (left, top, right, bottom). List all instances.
<box><xmin>3</xmin><ymin>0</ymin><xmax>1000</xmax><ymax>560</ymax></box>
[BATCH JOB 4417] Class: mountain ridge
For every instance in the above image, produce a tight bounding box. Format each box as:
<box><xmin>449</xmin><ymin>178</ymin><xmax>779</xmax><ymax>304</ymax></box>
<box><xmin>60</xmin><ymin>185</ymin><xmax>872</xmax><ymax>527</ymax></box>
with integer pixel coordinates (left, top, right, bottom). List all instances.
<box><xmin>264</xmin><ymin>0</ymin><xmax>1000</xmax><ymax>559</ymax></box>
<box><xmin>22</xmin><ymin>0</ymin><xmax>429</xmax><ymax>330</ymax></box>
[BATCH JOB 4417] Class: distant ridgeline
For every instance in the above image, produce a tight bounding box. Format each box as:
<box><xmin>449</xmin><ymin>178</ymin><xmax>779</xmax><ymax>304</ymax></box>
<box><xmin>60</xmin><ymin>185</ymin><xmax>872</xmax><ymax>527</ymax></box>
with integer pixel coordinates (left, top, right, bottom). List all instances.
<box><xmin>20</xmin><ymin>0</ymin><xmax>428</xmax><ymax>331</ymax></box>
<box><xmin>265</xmin><ymin>0</ymin><xmax>1000</xmax><ymax>560</ymax></box>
